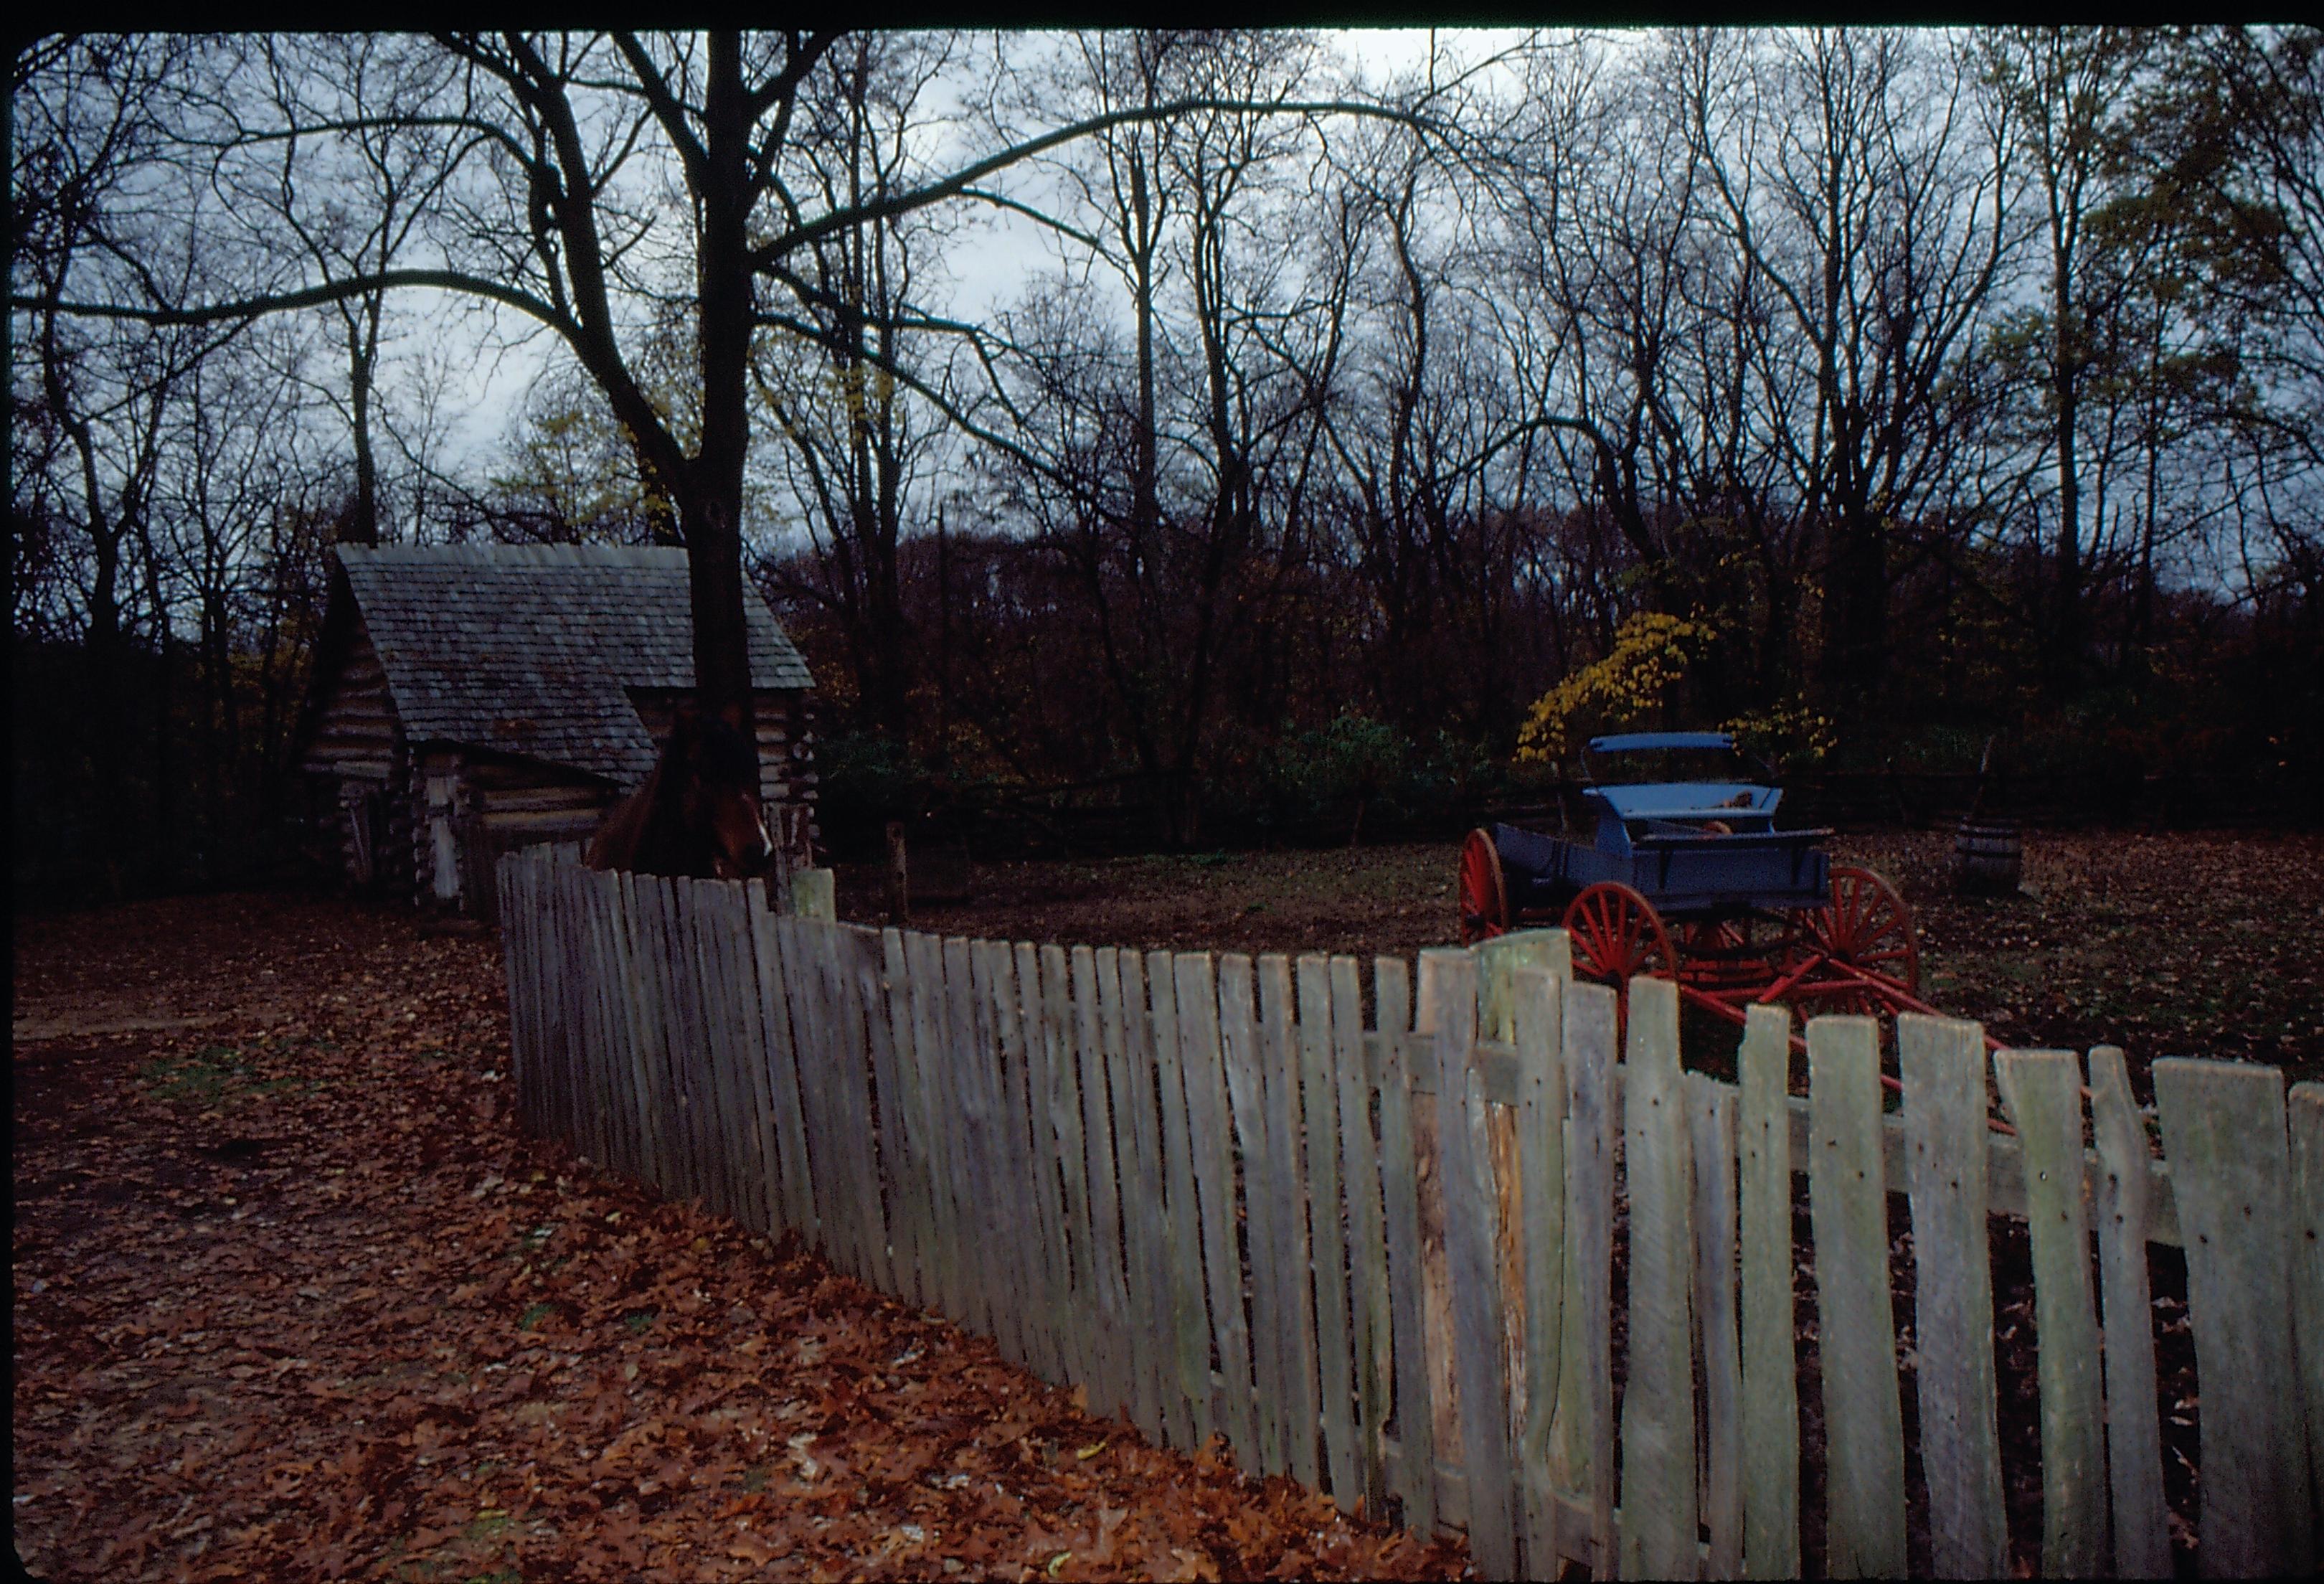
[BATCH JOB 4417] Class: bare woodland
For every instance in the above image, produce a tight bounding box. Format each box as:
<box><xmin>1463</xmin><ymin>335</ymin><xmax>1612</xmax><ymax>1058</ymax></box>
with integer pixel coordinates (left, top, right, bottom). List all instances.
<box><xmin>11</xmin><ymin>29</ymin><xmax>2322</xmax><ymax>895</ymax></box>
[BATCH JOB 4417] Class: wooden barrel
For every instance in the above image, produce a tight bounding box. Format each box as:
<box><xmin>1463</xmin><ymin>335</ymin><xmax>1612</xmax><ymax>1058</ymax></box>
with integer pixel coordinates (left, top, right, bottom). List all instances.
<box><xmin>1952</xmin><ymin>818</ymin><xmax>2022</xmax><ymax>896</ymax></box>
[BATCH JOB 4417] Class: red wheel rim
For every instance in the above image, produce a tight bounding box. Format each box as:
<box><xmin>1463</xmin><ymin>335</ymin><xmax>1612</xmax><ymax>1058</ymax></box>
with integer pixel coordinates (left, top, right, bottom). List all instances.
<box><xmin>1458</xmin><ymin>830</ymin><xmax>1508</xmax><ymax>945</ymax></box>
<box><xmin>1804</xmin><ymin>864</ymin><xmax>1920</xmax><ymax>1010</ymax></box>
<box><xmin>1816</xmin><ymin>866</ymin><xmax>1919</xmax><ymax>987</ymax></box>
<box><xmin>1562</xmin><ymin>882</ymin><xmax>1676</xmax><ymax>985</ymax></box>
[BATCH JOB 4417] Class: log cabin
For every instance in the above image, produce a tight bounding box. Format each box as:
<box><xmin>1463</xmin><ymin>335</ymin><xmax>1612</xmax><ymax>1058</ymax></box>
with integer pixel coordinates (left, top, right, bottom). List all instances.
<box><xmin>298</xmin><ymin>542</ymin><xmax>817</xmax><ymax>920</ymax></box>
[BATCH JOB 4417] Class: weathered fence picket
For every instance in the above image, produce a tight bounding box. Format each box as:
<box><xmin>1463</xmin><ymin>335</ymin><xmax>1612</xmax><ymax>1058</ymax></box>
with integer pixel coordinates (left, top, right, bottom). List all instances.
<box><xmin>2088</xmin><ymin>1045</ymin><xmax>2170</xmax><ymax>1580</ymax></box>
<box><xmin>1147</xmin><ymin>948</ymin><xmax>1209</xmax><ymax>1452</ymax></box>
<box><xmin>1995</xmin><ymin>1049</ymin><xmax>2109</xmax><ymax>1578</ymax></box>
<box><xmin>1898</xmin><ymin>1014</ymin><xmax>2006</xmax><ymax>1580</ymax></box>
<box><xmin>1371</xmin><ymin>954</ymin><xmax>1436</xmax><ymax>1536</ymax></box>
<box><xmin>2153</xmin><ymin>1057</ymin><xmax>2310</xmax><ymax>1578</ymax></box>
<box><xmin>1429</xmin><ymin>948</ymin><xmax>1518</xmax><ymax>1581</ymax></box>
<box><xmin>1298</xmin><ymin>954</ymin><xmax>1359</xmax><ymax>1507</ymax></box>
<box><xmin>747</xmin><ymin>897</ymin><xmax>816</xmax><ymax>1243</ymax></box>
<box><xmin>1563</xmin><ymin>977</ymin><xmax>1619</xmax><ymax>1575</ymax></box>
<box><xmin>1185</xmin><ymin>952</ymin><xmax>1260</xmax><ymax>1459</ymax></box>
<box><xmin>1511</xmin><ymin>961</ymin><xmax>1567</xmax><ymax>1579</ymax></box>
<box><xmin>1074</xmin><ymin>944</ymin><xmax>1134</xmax><ymax>1425</ymax></box>
<box><xmin>497</xmin><ymin>847</ymin><xmax>2323</xmax><ymax>1583</ymax></box>
<box><xmin>1619</xmin><ymin>975</ymin><xmax>1697</xmax><ymax>1582</ymax></box>
<box><xmin>1260</xmin><ymin>955</ymin><xmax>1322</xmax><ymax>1493</ymax></box>
<box><xmin>2289</xmin><ymin>1082</ymin><xmax>2324</xmax><ymax>1554</ymax></box>
<box><xmin>1330</xmin><ymin>953</ymin><xmax>1392</xmax><ymax>1514</ymax></box>
<box><xmin>968</xmin><ymin>938</ymin><xmax>1028</xmax><ymax>1365</ymax></box>
<box><xmin>1808</xmin><ymin>1014</ymin><xmax>1907</xmax><ymax>1579</ymax></box>
<box><xmin>1110</xmin><ymin>948</ymin><xmax>1173</xmax><ymax>1447</ymax></box>
<box><xmin>1688</xmin><ymin>1071</ymin><xmax>1743</xmax><ymax>1582</ymax></box>
<box><xmin>1735</xmin><ymin>1003</ymin><xmax>1800</xmax><ymax>1582</ymax></box>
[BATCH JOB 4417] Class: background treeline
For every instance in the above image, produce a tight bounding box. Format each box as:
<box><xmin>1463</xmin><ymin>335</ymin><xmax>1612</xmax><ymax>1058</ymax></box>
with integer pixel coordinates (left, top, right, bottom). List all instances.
<box><xmin>12</xmin><ymin>29</ymin><xmax>2323</xmax><ymax>898</ymax></box>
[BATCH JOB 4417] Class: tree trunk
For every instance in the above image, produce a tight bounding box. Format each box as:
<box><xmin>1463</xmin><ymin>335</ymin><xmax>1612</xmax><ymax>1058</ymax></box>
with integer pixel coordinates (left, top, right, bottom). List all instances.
<box><xmin>1823</xmin><ymin>508</ymin><xmax>1889</xmax><ymax>730</ymax></box>
<box><xmin>2052</xmin><ymin>372</ymin><xmax>2084</xmax><ymax>694</ymax></box>
<box><xmin>344</xmin><ymin>302</ymin><xmax>382</xmax><ymax>545</ymax></box>
<box><xmin>686</xmin><ymin>30</ymin><xmax>756</xmax><ymax>732</ymax></box>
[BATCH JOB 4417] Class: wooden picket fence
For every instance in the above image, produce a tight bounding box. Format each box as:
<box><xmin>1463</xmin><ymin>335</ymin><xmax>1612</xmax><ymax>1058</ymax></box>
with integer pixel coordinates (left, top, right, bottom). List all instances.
<box><xmin>496</xmin><ymin>846</ymin><xmax>2324</xmax><ymax>1579</ymax></box>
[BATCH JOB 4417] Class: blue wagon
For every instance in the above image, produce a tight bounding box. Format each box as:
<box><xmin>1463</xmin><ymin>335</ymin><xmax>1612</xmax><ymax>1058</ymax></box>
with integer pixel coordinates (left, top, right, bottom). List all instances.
<box><xmin>1458</xmin><ymin>732</ymin><xmax>1925</xmax><ymax>1031</ymax></box>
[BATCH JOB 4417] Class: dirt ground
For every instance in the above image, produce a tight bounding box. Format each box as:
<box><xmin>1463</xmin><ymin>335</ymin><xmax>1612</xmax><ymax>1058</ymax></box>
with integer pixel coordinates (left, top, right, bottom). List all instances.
<box><xmin>843</xmin><ymin>828</ymin><xmax>2324</xmax><ymax>1087</ymax></box>
<box><xmin>10</xmin><ymin>894</ymin><xmax>1464</xmax><ymax>1583</ymax></box>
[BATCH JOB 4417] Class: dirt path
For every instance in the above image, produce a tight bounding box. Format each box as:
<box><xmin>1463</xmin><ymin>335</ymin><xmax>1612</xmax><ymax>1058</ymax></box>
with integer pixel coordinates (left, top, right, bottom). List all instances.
<box><xmin>11</xmin><ymin>894</ymin><xmax>1465</xmax><ymax>1583</ymax></box>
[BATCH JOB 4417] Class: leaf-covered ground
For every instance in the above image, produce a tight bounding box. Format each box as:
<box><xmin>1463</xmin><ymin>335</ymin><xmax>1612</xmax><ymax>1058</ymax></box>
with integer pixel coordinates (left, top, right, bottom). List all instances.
<box><xmin>10</xmin><ymin>894</ymin><xmax>1468</xmax><ymax>1583</ymax></box>
<box><xmin>869</xmin><ymin>828</ymin><xmax>2324</xmax><ymax>1086</ymax></box>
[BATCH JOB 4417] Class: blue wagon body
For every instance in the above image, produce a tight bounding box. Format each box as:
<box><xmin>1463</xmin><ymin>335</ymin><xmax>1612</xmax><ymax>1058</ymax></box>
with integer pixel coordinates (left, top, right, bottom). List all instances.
<box><xmin>1491</xmin><ymin>731</ymin><xmax>1833</xmax><ymax>920</ymax></box>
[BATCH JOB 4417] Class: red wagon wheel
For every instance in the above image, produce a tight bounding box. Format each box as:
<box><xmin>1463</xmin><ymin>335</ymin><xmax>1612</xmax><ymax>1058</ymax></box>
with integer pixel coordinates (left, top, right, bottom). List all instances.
<box><xmin>1458</xmin><ymin>829</ymin><xmax>1510</xmax><ymax>945</ymax></box>
<box><xmin>1564</xmin><ymin>882</ymin><xmax>1678</xmax><ymax>986</ymax></box>
<box><xmin>1798</xmin><ymin>864</ymin><xmax>1921</xmax><ymax>1012</ymax></box>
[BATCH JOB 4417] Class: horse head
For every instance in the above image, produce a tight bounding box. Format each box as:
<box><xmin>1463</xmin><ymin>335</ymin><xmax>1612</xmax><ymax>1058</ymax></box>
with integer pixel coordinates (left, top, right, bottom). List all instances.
<box><xmin>664</xmin><ymin>712</ymin><xmax>774</xmax><ymax>880</ymax></box>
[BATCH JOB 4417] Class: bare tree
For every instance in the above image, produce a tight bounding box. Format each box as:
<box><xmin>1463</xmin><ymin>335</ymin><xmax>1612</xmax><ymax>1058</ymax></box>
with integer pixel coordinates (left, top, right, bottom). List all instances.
<box><xmin>753</xmin><ymin>32</ymin><xmax>961</xmax><ymax>743</ymax></box>
<box><xmin>1981</xmin><ymin>27</ymin><xmax>2155</xmax><ymax>693</ymax></box>
<box><xmin>29</xmin><ymin>29</ymin><xmax>1425</xmax><ymax>736</ymax></box>
<box><xmin>1685</xmin><ymin>27</ymin><xmax>2013</xmax><ymax>725</ymax></box>
<box><xmin>11</xmin><ymin>35</ymin><xmax>225</xmax><ymax>889</ymax></box>
<box><xmin>207</xmin><ymin>36</ymin><xmax>472</xmax><ymax>545</ymax></box>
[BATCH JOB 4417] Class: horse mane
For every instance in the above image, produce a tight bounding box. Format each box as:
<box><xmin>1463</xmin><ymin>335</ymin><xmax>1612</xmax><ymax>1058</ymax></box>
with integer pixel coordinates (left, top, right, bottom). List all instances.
<box><xmin>583</xmin><ymin>759</ymin><xmax>660</xmax><ymax>871</ymax></box>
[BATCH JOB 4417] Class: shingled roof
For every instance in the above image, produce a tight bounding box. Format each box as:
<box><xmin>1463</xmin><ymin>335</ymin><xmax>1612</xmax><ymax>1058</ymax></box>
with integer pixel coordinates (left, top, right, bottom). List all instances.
<box><xmin>334</xmin><ymin>543</ymin><xmax>812</xmax><ymax>789</ymax></box>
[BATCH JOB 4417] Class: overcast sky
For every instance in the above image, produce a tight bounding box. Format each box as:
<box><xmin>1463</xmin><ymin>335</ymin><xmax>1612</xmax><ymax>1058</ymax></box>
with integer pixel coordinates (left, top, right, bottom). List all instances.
<box><xmin>424</xmin><ymin>28</ymin><xmax>1547</xmax><ymax>471</ymax></box>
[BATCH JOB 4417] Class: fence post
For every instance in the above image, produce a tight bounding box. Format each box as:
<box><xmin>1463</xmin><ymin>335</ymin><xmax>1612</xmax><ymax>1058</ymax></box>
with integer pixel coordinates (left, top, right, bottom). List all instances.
<box><xmin>791</xmin><ymin>866</ymin><xmax>835</xmax><ymax>920</ymax></box>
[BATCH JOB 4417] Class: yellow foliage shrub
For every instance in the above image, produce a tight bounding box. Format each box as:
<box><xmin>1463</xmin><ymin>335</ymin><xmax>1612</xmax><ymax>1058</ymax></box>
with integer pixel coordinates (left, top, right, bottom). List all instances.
<box><xmin>1516</xmin><ymin>613</ymin><xmax>1716</xmax><ymax>765</ymax></box>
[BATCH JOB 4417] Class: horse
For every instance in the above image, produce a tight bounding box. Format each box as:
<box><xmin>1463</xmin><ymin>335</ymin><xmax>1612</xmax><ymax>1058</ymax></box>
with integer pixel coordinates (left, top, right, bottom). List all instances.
<box><xmin>586</xmin><ymin>711</ymin><xmax>775</xmax><ymax>880</ymax></box>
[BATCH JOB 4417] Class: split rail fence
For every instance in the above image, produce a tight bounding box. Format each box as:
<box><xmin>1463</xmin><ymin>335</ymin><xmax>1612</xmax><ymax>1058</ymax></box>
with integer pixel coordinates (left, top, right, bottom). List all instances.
<box><xmin>498</xmin><ymin>846</ymin><xmax>2324</xmax><ymax>1578</ymax></box>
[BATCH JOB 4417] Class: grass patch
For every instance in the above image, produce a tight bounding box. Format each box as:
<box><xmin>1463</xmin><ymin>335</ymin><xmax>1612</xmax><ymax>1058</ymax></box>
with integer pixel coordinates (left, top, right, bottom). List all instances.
<box><xmin>136</xmin><ymin>1047</ymin><xmax>284</xmax><ymax>1107</ymax></box>
<box><xmin>517</xmin><ymin>1302</ymin><xmax>557</xmax><ymax>1331</ymax></box>
<box><xmin>461</xmin><ymin>1509</ymin><xmax>514</xmax><ymax>1542</ymax></box>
